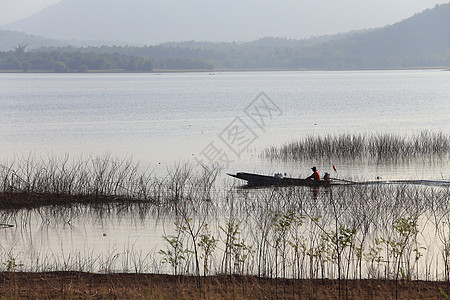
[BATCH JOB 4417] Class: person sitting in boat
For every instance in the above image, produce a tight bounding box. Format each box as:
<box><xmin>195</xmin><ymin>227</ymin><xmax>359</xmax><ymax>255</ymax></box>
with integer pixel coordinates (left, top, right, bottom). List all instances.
<box><xmin>306</xmin><ymin>166</ymin><xmax>320</xmax><ymax>181</ymax></box>
<box><xmin>323</xmin><ymin>172</ymin><xmax>330</xmax><ymax>182</ymax></box>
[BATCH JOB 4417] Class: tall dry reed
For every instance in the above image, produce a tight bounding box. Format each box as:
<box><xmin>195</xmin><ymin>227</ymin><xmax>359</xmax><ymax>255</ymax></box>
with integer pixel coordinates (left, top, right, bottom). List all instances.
<box><xmin>263</xmin><ymin>131</ymin><xmax>449</xmax><ymax>161</ymax></box>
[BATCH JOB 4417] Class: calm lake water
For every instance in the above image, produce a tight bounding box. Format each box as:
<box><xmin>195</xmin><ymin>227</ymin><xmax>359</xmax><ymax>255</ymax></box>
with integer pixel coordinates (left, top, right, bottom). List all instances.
<box><xmin>0</xmin><ymin>70</ymin><xmax>449</xmax><ymax>275</ymax></box>
<box><xmin>1</xmin><ymin>70</ymin><xmax>449</xmax><ymax>179</ymax></box>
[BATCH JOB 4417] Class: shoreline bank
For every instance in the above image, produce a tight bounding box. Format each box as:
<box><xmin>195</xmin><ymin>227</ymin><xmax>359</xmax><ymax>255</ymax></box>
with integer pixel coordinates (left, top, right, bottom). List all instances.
<box><xmin>1</xmin><ymin>272</ymin><xmax>449</xmax><ymax>299</ymax></box>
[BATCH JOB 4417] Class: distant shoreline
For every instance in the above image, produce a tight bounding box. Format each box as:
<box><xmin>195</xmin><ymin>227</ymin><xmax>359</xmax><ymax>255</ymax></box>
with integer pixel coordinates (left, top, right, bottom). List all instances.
<box><xmin>0</xmin><ymin>66</ymin><xmax>448</xmax><ymax>74</ymax></box>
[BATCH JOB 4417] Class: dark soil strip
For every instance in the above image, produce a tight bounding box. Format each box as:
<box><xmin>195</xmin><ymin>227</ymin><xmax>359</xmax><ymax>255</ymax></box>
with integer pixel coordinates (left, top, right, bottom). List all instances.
<box><xmin>1</xmin><ymin>272</ymin><xmax>450</xmax><ymax>299</ymax></box>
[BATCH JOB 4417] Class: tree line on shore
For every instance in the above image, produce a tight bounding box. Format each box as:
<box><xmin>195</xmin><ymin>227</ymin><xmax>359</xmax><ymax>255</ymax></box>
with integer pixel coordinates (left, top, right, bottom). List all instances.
<box><xmin>1</xmin><ymin>40</ymin><xmax>447</xmax><ymax>73</ymax></box>
<box><xmin>0</xmin><ymin>44</ymin><xmax>214</xmax><ymax>72</ymax></box>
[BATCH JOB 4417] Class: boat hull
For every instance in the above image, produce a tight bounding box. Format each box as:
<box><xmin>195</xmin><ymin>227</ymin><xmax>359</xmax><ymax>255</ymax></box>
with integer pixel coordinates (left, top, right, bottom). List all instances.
<box><xmin>227</xmin><ymin>172</ymin><xmax>331</xmax><ymax>187</ymax></box>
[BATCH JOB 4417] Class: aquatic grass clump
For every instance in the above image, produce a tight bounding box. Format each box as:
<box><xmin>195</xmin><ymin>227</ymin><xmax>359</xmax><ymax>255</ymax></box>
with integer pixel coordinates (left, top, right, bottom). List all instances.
<box><xmin>263</xmin><ymin>131</ymin><xmax>450</xmax><ymax>161</ymax></box>
<box><xmin>0</xmin><ymin>154</ymin><xmax>219</xmax><ymax>209</ymax></box>
<box><xmin>368</xmin><ymin>131</ymin><xmax>450</xmax><ymax>158</ymax></box>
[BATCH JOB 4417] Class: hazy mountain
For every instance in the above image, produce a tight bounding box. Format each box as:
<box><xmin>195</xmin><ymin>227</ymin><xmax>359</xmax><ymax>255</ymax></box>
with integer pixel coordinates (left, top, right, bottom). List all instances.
<box><xmin>332</xmin><ymin>3</ymin><xmax>450</xmax><ymax>57</ymax></box>
<box><xmin>68</xmin><ymin>3</ymin><xmax>449</xmax><ymax>69</ymax></box>
<box><xmin>285</xmin><ymin>3</ymin><xmax>450</xmax><ymax>68</ymax></box>
<box><xmin>2</xmin><ymin>3</ymin><xmax>449</xmax><ymax>70</ymax></box>
<box><xmin>2</xmin><ymin>0</ymin><xmax>302</xmax><ymax>43</ymax></box>
<box><xmin>0</xmin><ymin>29</ymin><xmax>132</xmax><ymax>52</ymax></box>
<box><xmin>0</xmin><ymin>29</ymin><xmax>64</xmax><ymax>51</ymax></box>
<box><xmin>4</xmin><ymin>0</ymin><xmax>435</xmax><ymax>45</ymax></box>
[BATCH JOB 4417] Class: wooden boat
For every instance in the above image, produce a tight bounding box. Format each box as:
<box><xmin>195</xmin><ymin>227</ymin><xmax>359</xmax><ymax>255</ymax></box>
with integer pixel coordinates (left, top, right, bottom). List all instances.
<box><xmin>229</xmin><ymin>173</ymin><xmax>450</xmax><ymax>188</ymax></box>
<box><xmin>227</xmin><ymin>172</ymin><xmax>332</xmax><ymax>187</ymax></box>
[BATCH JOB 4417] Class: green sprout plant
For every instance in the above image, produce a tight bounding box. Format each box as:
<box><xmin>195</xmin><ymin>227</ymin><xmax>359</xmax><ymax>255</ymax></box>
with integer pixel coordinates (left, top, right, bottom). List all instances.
<box><xmin>220</xmin><ymin>219</ymin><xmax>253</xmax><ymax>275</ymax></box>
<box><xmin>159</xmin><ymin>221</ymin><xmax>191</xmax><ymax>276</ymax></box>
<box><xmin>3</xmin><ymin>253</ymin><xmax>23</xmax><ymax>272</ymax></box>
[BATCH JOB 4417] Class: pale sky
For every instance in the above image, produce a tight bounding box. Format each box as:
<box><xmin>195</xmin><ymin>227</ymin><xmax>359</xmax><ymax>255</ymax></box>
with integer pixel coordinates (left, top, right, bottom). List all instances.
<box><xmin>0</xmin><ymin>0</ymin><xmax>449</xmax><ymax>39</ymax></box>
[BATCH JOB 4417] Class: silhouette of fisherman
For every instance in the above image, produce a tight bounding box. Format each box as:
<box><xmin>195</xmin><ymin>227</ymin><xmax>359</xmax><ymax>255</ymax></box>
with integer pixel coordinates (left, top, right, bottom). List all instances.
<box><xmin>306</xmin><ymin>166</ymin><xmax>320</xmax><ymax>181</ymax></box>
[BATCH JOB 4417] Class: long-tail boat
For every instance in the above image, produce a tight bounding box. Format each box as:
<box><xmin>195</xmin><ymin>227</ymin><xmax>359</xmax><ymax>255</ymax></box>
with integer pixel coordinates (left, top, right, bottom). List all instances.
<box><xmin>227</xmin><ymin>172</ymin><xmax>333</xmax><ymax>187</ymax></box>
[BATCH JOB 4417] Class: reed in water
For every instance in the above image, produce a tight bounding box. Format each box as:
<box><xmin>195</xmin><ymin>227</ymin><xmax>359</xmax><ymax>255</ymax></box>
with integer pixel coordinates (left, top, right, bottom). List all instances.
<box><xmin>0</xmin><ymin>154</ymin><xmax>219</xmax><ymax>209</ymax></box>
<box><xmin>262</xmin><ymin>131</ymin><xmax>450</xmax><ymax>161</ymax></box>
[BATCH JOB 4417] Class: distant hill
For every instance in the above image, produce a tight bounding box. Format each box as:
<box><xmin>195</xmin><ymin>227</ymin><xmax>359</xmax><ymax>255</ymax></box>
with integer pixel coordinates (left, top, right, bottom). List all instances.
<box><xmin>321</xmin><ymin>3</ymin><xmax>450</xmax><ymax>67</ymax></box>
<box><xmin>5</xmin><ymin>0</ymin><xmax>441</xmax><ymax>45</ymax></box>
<box><xmin>0</xmin><ymin>30</ymin><xmax>66</xmax><ymax>51</ymax></box>
<box><xmin>2</xmin><ymin>0</ymin><xmax>309</xmax><ymax>43</ymax></box>
<box><xmin>2</xmin><ymin>3</ymin><xmax>449</xmax><ymax>70</ymax></box>
<box><xmin>0</xmin><ymin>29</ymin><xmax>133</xmax><ymax>52</ymax></box>
<box><xmin>0</xmin><ymin>27</ymin><xmax>362</xmax><ymax>53</ymax></box>
<box><xmin>32</xmin><ymin>3</ymin><xmax>450</xmax><ymax>70</ymax></box>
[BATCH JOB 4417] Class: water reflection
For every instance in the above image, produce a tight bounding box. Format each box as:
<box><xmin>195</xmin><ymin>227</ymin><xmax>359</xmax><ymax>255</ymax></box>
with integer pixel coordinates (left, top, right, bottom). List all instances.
<box><xmin>5</xmin><ymin>182</ymin><xmax>448</xmax><ymax>280</ymax></box>
<box><xmin>0</xmin><ymin>146</ymin><xmax>448</xmax><ymax>278</ymax></box>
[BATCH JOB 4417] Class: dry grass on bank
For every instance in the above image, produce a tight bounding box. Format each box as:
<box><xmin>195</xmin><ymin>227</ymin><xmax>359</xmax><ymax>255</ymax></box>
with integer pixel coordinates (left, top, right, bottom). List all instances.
<box><xmin>1</xmin><ymin>272</ymin><xmax>450</xmax><ymax>299</ymax></box>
